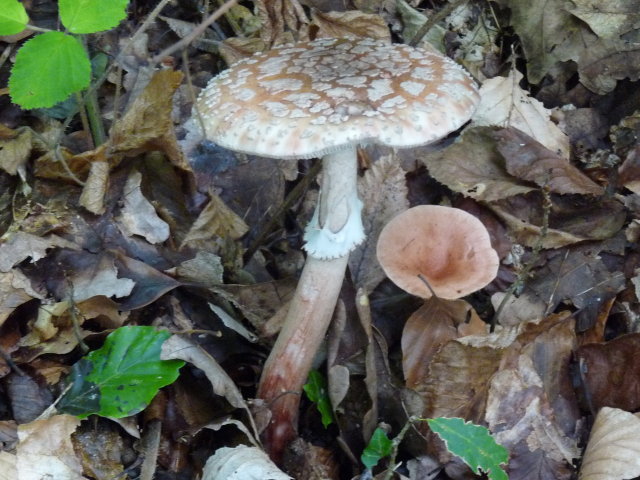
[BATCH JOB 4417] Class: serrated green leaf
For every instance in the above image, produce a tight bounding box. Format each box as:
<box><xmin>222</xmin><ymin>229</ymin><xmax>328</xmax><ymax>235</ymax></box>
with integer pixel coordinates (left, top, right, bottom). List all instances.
<box><xmin>427</xmin><ymin>417</ymin><xmax>509</xmax><ymax>480</ymax></box>
<box><xmin>58</xmin><ymin>326</ymin><xmax>184</xmax><ymax>419</ymax></box>
<box><xmin>361</xmin><ymin>427</ymin><xmax>393</xmax><ymax>470</ymax></box>
<box><xmin>303</xmin><ymin>370</ymin><xmax>334</xmax><ymax>428</ymax></box>
<box><xmin>9</xmin><ymin>31</ymin><xmax>91</xmax><ymax>109</ymax></box>
<box><xmin>59</xmin><ymin>0</ymin><xmax>129</xmax><ymax>34</ymax></box>
<box><xmin>0</xmin><ymin>0</ymin><xmax>28</xmax><ymax>35</ymax></box>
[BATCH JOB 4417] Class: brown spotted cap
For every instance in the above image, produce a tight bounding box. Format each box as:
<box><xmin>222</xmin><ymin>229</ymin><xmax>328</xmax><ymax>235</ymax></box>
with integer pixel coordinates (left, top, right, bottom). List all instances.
<box><xmin>195</xmin><ymin>37</ymin><xmax>479</xmax><ymax>159</ymax></box>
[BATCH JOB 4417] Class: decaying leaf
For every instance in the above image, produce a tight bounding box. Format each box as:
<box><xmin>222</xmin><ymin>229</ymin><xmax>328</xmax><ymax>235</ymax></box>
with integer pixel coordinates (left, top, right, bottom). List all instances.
<box><xmin>0</xmin><ymin>232</ymin><xmax>78</xmax><ymax>272</ymax></box>
<box><xmin>0</xmin><ymin>128</ymin><xmax>31</xmax><ymax>178</ymax></box>
<box><xmin>79</xmin><ymin>160</ymin><xmax>109</xmax><ymax>215</ymax></box>
<box><xmin>16</xmin><ymin>415</ymin><xmax>83</xmax><ymax>480</ymax></box>
<box><xmin>423</xmin><ymin>127</ymin><xmax>535</xmax><ymax>202</ymax></box>
<box><xmin>493</xmin><ymin>128</ymin><xmax>603</xmax><ymax>195</ymax></box>
<box><xmin>580</xmin><ymin>407</ymin><xmax>640</xmax><ymax>480</ymax></box>
<box><xmin>52</xmin><ymin>251</ymin><xmax>135</xmax><ymax>303</ymax></box>
<box><xmin>402</xmin><ymin>298</ymin><xmax>486</xmax><ymax>391</ymax></box>
<box><xmin>568</xmin><ymin>0</ymin><xmax>640</xmax><ymax>38</ymax></box>
<box><xmin>575</xmin><ymin>334</ymin><xmax>640</xmax><ymax>412</ymax></box>
<box><xmin>182</xmin><ymin>191</ymin><xmax>249</xmax><ymax>246</ymax></box>
<box><xmin>350</xmin><ymin>155</ymin><xmax>409</xmax><ymax>291</ymax></box>
<box><xmin>490</xmin><ymin>193</ymin><xmax>627</xmax><ymax>248</ymax></box>
<box><xmin>472</xmin><ymin>70</ymin><xmax>570</xmax><ymax>158</ymax></box>
<box><xmin>311</xmin><ymin>10</ymin><xmax>391</xmax><ymax>41</ymax></box>
<box><xmin>619</xmin><ymin>145</ymin><xmax>640</xmax><ymax>194</ymax></box>
<box><xmin>117</xmin><ymin>170</ymin><xmax>170</xmax><ymax>244</ymax></box>
<box><xmin>0</xmin><ymin>269</ymin><xmax>44</xmax><ymax>326</ymax></box>
<box><xmin>109</xmin><ymin>69</ymin><xmax>188</xmax><ymax>170</ymax></box>
<box><xmin>161</xmin><ymin>335</ymin><xmax>249</xmax><ymax>413</ymax></box>
<box><xmin>202</xmin><ymin>445</ymin><xmax>291</xmax><ymax>480</ymax></box>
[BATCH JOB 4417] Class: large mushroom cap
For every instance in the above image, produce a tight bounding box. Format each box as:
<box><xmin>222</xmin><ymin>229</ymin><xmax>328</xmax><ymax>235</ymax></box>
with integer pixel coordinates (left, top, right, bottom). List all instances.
<box><xmin>196</xmin><ymin>37</ymin><xmax>479</xmax><ymax>159</ymax></box>
<box><xmin>376</xmin><ymin>205</ymin><xmax>499</xmax><ymax>299</ymax></box>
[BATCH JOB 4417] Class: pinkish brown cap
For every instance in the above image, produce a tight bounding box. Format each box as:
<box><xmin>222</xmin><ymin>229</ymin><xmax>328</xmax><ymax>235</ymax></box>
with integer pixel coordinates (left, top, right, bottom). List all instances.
<box><xmin>376</xmin><ymin>205</ymin><xmax>499</xmax><ymax>299</ymax></box>
<box><xmin>195</xmin><ymin>37</ymin><xmax>479</xmax><ymax>158</ymax></box>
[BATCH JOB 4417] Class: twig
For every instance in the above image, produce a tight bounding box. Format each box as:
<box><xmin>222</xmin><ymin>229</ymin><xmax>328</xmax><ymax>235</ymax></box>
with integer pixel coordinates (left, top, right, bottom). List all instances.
<box><xmin>151</xmin><ymin>0</ymin><xmax>239</xmax><ymax>66</ymax></box>
<box><xmin>408</xmin><ymin>0</ymin><xmax>468</xmax><ymax>47</ymax></box>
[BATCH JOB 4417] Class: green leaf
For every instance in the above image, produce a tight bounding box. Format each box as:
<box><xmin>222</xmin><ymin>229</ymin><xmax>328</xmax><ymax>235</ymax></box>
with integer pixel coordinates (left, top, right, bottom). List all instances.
<box><xmin>9</xmin><ymin>31</ymin><xmax>91</xmax><ymax>109</ymax></box>
<box><xmin>427</xmin><ymin>417</ymin><xmax>509</xmax><ymax>480</ymax></box>
<box><xmin>0</xmin><ymin>0</ymin><xmax>28</xmax><ymax>35</ymax></box>
<box><xmin>59</xmin><ymin>0</ymin><xmax>129</xmax><ymax>34</ymax></box>
<box><xmin>58</xmin><ymin>326</ymin><xmax>184</xmax><ymax>419</ymax></box>
<box><xmin>303</xmin><ymin>370</ymin><xmax>334</xmax><ymax>428</ymax></box>
<box><xmin>361</xmin><ymin>427</ymin><xmax>393</xmax><ymax>470</ymax></box>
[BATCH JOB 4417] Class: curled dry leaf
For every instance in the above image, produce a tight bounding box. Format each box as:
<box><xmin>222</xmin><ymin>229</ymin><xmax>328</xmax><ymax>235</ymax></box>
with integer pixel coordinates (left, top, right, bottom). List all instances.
<box><xmin>181</xmin><ymin>190</ymin><xmax>249</xmax><ymax>247</ymax></box>
<box><xmin>0</xmin><ymin>127</ymin><xmax>31</xmax><ymax>177</ymax></box>
<box><xmin>493</xmin><ymin>128</ymin><xmax>604</xmax><ymax>195</ymax></box>
<box><xmin>79</xmin><ymin>160</ymin><xmax>109</xmax><ymax>215</ymax></box>
<box><xmin>0</xmin><ymin>232</ymin><xmax>78</xmax><ymax>272</ymax></box>
<box><xmin>423</xmin><ymin>127</ymin><xmax>535</xmax><ymax>202</ymax></box>
<box><xmin>109</xmin><ymin>69</ymin><xmax>188</xmax><ymax>170</ymax></box>
<box><xmin>117</xmin><ymin>170</ymin><xmax>170</xmax><ymax>244</ymax></box>
<box><xmin>472</xmin><ymin>70</ymin><xmax>570</xmax><ymax>158</ymax></box>
<box><xmin>311</xmin><ymin>10</ymin><xmax>391</xmax><ymax>42</ymax></box>
<box><xmin>202</xmin><ymin>445</ymin><xmax>292</xmax><ymax>480</ymax></box>
<box><xmin>402</xmin><ymin>297</ymin><xmax>487</xmax><ymax>391</ymax></box>
<box><xmin>580</xmin><ymin>407</ymin><xmax>640</xmax><ymax>480</ymax></box>
<box><xmin>0</xmin><ymin>269</ymin><xmax>45</xmax><ymax>325</ymax></box>
<box><xmin>349</xmin><ymin>155</ymin><xmax>409</xmax><ymax>291</ymax></box>
<box><xmin>619</xmin><ymin>145</ymin><xmax>640</xmax><ymax>194</ymax></box>
<box><xmin>16</xmin><ymin>415</ymin><xmax>83</xmax><ymax>480</ymax></box>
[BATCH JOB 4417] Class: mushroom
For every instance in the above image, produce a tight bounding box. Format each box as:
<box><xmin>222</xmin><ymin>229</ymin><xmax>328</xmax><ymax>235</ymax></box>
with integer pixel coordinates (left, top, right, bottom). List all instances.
<box><xmin>193</xmin><ymin>37</ymin><xmax>480</xmax><ymax>460</ymax></box>
<box><xmin>376</xmin><ymin>205</ymin><xmax>500</xmax><ymax>299</ymax></box>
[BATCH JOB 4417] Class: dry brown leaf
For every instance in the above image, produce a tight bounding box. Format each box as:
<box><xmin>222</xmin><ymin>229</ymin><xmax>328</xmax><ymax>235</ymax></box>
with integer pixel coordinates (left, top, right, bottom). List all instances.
<box><xmin>579</xmin><ymin>407</ymin><xmax>640</xmax><ymax>480</ymax></box>
<box><xmin>575</xmin><ymin>334</ymin><xmax>640</xmax><ymax>412</ymax></box>
<box><xmin>420</xmin><ymin>340</ymin><xmax>503</xmax><ymax>421</ymax></box>
<box><xmin>311</xmin><ymin>10</ymin><xmax>391</xmax><ymax>41</ymax></box>
<box><xmin>402</xmin><ymin>298</ymin><xmax>487</xmax><ymax>390</ymax></box>
<box><xmin>218</xmin><ymin>38</ymin><xmax>267</xmax><ymax>65</ymax></box>
<box><xmin>202</xmin><ymin>445</ymin><xmax>292</xmax><ymax>480</ymax></box>
<box><xmin>0</xmin><ymin>232</ymin><xmax>78</xmax><ymax>272</ymax></box>
<box><xmin>182</xmin><ymin>191</ymin><xmax>249</xmax><ymax>246</ymax></box>
<box><xmin>0</xmin><ymin>128</ymin><xmax>31</xmax><ymax>178</ymax></box>
<box><xmin>490</xmin><ymin>194</ymin><xmax>627</xmax><ymax>249</ymax></box>
<box><xmin>79</xmin><ymin>160</ymin><xmax>109</xmax><ymax>215</ymax></box>
<box><xmin>0</xmin><ymin>269</ymin><xmax>44</xmax><ymax>326</ymax></box>
<box><xmin>117</xmin><ymin>170</ymin><xmax>170</xmax><ymax>244</ymax></box>
<box><xmin>423</xmin><ymin>127</ymin><xmax>535</xmax><ymax>202</ymax></box>
<box><xmin>472</xmin><ymin>70</ymin><xmax>570</xmax><ymax>158</ymax></box>
<box><xmin>619</xmin><ymin>145</ymin><xmax>640</xmax><ymax>194</ymax></box>
<box><xmin>16</xmin><ymin>415</ymin><xmax>83</xmax><ymax>480</ymax></box>
<box><xmin>0</xmin><ymin>452</ymin><xmax>17</xmax><ymax>480</ymax></box>
<box><xmin>577</xmin><ymin>38</ymin><xmax>640</xmax><ymax>94</ymax></box>
<box><xmin>254</xmin><ymin>0</ymin><xmax>310</xmax><ymax>46</ymax></box>
<box><xmin>569</xmin><ymin>0</ymin><xmax>640</xmax><ymax>38</ymax></box>
<box><xmin>349</xmin><ymin>155</ymin><xmax>409</xmax><ymax>291</ymax></box>
<box><xmin>61</xmin><ymin>252</ymin><xmax>135</xmax><ymax>303</ymax></box>
<box><xmin>109</xmin><ymin>69</ymin><xmax>188</xmax><ymax>170</ymax></box>
<box><xmin>161</xmin><ymin>335</ymin><xmax>249</xmax><ymax>412</ymax></box>
<box><xmin>493</xmin><ymin>128</ymin><xmax>604</xmax><ymax>195</ymax></box>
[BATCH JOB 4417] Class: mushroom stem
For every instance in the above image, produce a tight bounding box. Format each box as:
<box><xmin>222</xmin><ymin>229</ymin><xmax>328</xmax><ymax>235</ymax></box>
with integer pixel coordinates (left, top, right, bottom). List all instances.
<box><xmin>257</xmin><ymin>147</ymin><xmax>363</xmax><ymax>461</ymax></box>
<box><xmin>304</xmin><ymin>147</ymin><xmax>364</xmax><ymax>259</ymax></box>
<box><xmin>257</xmin><ymin>254</ymin><xmax>348</xmax><ymax>461</ymax></box>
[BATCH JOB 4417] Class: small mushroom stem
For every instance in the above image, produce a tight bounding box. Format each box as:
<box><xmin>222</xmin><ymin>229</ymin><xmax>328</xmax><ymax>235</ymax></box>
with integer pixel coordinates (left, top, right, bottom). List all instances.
<box><xmin>257</xmin><ymin>147</ymin><xmax>363</xmax><ymax>461</ymax></box>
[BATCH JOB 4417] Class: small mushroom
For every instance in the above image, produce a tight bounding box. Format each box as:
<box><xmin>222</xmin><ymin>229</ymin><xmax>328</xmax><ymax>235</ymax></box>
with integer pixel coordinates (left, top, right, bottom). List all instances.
<box><xmin>376</xmin><ymin>205</ymin><xmax>499</xmax><ymax>299</ymax></box>
<box><xmin>192</xmin><ymin>37</ymin><xmax>480</xmax><ymax>461</ymax></box>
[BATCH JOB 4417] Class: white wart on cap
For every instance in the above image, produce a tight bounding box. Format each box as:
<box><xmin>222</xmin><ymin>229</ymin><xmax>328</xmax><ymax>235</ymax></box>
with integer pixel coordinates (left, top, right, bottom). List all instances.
<box><xmin>196</xmin><ymin>37</ymin><xmax>480</xmax><ymax>159</ymax></box>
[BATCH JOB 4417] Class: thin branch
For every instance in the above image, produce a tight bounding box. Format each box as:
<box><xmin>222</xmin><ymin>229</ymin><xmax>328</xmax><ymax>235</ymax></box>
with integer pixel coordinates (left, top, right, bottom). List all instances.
<box><xmin>151</xmin><ymin>0</ymin><xmax>239</xmax><ymax>66</ymax></box>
